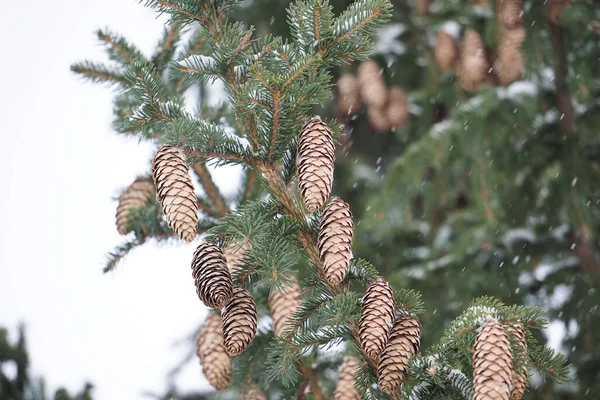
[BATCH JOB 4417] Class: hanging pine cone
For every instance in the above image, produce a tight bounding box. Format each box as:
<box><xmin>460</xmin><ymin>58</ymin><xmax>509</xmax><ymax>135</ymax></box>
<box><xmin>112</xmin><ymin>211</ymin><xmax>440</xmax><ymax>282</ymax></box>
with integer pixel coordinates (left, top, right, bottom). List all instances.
<box><xmin>245</xmin><ymin>386</ymin><xmax>268</xmax><ymax>400</ymax></box>
<box><xmin>152</xmin><ymin>145</ymin><xmax>199</xmax><ymax>242</ymax></box>
<box><xmin>416</xmin><ymin>0</ymin><xmax>429</xmax><ymax>17</ymax></box>
<box><xmin>358</xmin><ymin>61</ymin><xmax>388</xmax><ymax>109</ymax></box>
<box><xmin>222</xmin><ymin>286</ymin><xmax>258</xmax><ymax>356</ymax></box>
<box><xmin>337</xmin><ymin>74</ymin><xmax>362</xmax><ymax>116</ymax></box>
<box><xmin>297</xmin><ymin>117</ymin><xmax>335</xmax><ymax>212</ymax></box>
<box><xmin>333</xmin><ymin>356</ymin><xmax>361</xmax><ymax>400</ymax></box>
<box><xmin>378</xmin><ymin>316</ymin><xmax>422</xmax><ymax>396</ymax></box>
<box><xmin>473</xmin><ymin>319</ymin><xmax>514</xmax><ymax>400</ymax></box>
<box><xmin>359</xmin><ymin>280</ymin><xmax>396</xmax><ymax>361</ymax></box>
<box><xmin>269</xmin><ymin>274</ymin><xmax>302</xmax><ymax>337</ymax></box>
<box><xmin>224</xmin><ymin>237</ymin><xmax>250</xmax><ymax>277</ymax></box>
<box><xmin>508</xmin><ymin>322</ymin><xmax>528</xmax><ymax>399</ymax></box>
<box><xmin>387</xmin><ymin>86</ymin><xmax>410</xmax><ymax>128</ymax></box>
<box><xmin>547</xmin><ymin>0</ymin><xmax>572</xmax><ymax>25</ymax></box>
<box><xmin>318</xmin><ymin>198</ymin><xmax>354</xmax><ymax>285</ymax></box>
<box><xmin>497</xmin><ymin>0</ymin><xmax>523</xmax><ymax>30</ymax></box>
<box><xmin>196</xmin><ymin>314</ymin><xmax>232</xmax><ymax>391</ymax></box>
<box><xmin>495</xmin><ymin>27</ymin><xmax>525</xmax><ymax>86</ymax></box>
<box><xmin>367</xmin><ymin>106</ymin><xmax>391</xmax><ymax>132</ymax></box>
<box><xmin>116</xmin><ymin>177</ymin><xmax>155</xmax><ymax>235</ymax></box>
<box><xmin>458</xmin><ymin>30</ymin><xmax>489</xmax><ymax>93</ymax></box>
<box><xmin>191</xmin><ymin>243</ymin><xmax>234</xmax><ymax>309</ymax></box>
<box><xmin>435</xmin><ymin>31</ymin><xmax>459</xmax><ymax>71</ymax></box>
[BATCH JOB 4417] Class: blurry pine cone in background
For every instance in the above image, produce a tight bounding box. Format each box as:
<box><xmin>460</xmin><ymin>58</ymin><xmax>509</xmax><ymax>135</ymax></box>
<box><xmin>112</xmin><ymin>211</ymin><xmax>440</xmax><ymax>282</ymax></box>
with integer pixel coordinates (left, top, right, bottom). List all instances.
<box><xmin>333</xmin><ymin>356</ymin><xmax>361</xmax><ymax>400</ymax></box>
<box><xmin>224</xmin><ymin>237</ymin><xmax>250</xmax><ymax>277</ymax></box>
<box><xmin>508</xmin><ymin>322</ymin><xmax>528</xmax><ymax>400</ymax></box>
<box><xmin>495</xmin><ymin>27</ymin><xmax>525</xmax><ymax>86</ymax></box>
<box><xmin>115</xmin><ymin>177</ymin><xmax>155</xmax><ymax>235</ymax></box>
<box><xmin>358</xmin><ymin>60</ymin><xmax>388</xmax><ymax>109</ymax></box>
<box><xmin>435</xmin><ymin>31</ymin><xmax>459</xmax><ymax>71</ymax></box>
<box><xmin>152</xmin><ymin>145</ymin><xmax>199</xmax><ymax>242</ymax></box>
<box><xmin>269</xmin><ymin>274</ymin><xmax>302</xmax><ymax>337</ymax></box>
<box><xmin>458</xmin><ymin>30</ymin><xmax>489</xmax><ymax>93</ymax></box>
<box><xmin>387</xmin><ymin>86</ymin><xmax>410</xmax><ymax>128</ymax></box>
<box><xmin>191</xmin><ymin>243</ymin><xmax>234</xmax><ymax>309</ymax></box>
<box><xmin>297</xmin><ymin>116</ymin><xmax>335</xmax><ymax>212</ymax></box>
<box><xmin>359</xmin><ymin>280</ymin><xmax>396</xmax><ymax>361</ymax></box>
<box><xmin>473</xmin><ymin>319</ymin><xmax>513</xmax><ymax>400</ymax></box>
<box><xmin>497</xmin><ymin>0</ymin><xmax>523</xmax><ymax>30</ymax></box>
<box><xmin>221</xmin><ymin>286</ymin><xmax>258</xmax><ymax>356</ymax></box>
<box><xmin>337</xmin><ymin>73</ymin><xmax>362</xmax><ymax>116</ymax></box>
<box><xmin>378</xmin><ymin>316</ymin><xmax>422</xmax><ymax>396</ymax></box>
<box><xmin>318</xmin><ymin>198</ymin><xmax>354</xmax><ymax>285</ymax></box>
<box><xmin>196</xmin><ymin>314</ymin><xmax>231</xmax><ymax>391</ymax></box>
<box><xmin>367</xmin><ymin>106</ymin><xmax>391</xmax><ymax>132</ymax></box>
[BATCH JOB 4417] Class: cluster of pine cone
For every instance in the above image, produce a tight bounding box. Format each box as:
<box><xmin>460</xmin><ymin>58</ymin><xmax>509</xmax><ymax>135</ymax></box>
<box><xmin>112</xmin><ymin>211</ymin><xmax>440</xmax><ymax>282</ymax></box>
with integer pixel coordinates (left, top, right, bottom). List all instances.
<box><xmin>336</xmin><ymin>61</ymin><xmax>410</xmax><ymax>132</ymax></box>
<box><xmin>434</xmin><ymin>0</ymin><xmax>527</xmax><ymax>91</ymax></box>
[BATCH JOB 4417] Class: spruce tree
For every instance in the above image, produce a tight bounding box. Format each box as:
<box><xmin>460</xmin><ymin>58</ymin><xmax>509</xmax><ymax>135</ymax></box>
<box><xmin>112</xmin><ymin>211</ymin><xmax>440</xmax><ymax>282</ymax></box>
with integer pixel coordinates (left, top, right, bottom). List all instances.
<box><xmin>72</xmin><ymin>0</ymin><xmax>569</xmax><ymax>398</ymax></box>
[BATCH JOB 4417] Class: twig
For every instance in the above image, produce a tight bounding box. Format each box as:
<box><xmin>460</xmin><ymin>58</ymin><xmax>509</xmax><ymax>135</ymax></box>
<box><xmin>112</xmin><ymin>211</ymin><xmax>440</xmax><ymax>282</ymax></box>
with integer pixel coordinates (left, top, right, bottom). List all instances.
<box><xmin>299</xmin><ymin>365</ymin><xmax>325</xmax><ymax>400</ymax></box>
<box><xmin>192</xmin><ymin>163</ymin><xmax>229</xmax><ymax>217</ymax></box>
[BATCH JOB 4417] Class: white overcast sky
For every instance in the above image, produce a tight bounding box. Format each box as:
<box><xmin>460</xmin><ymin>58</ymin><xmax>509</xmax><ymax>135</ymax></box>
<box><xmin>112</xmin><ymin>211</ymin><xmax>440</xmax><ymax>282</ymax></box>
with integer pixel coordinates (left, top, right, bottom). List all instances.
<box><xmin>0</xmin><ymin>1</ymin><xmax>226</xmax><ymax>398</ymax></box>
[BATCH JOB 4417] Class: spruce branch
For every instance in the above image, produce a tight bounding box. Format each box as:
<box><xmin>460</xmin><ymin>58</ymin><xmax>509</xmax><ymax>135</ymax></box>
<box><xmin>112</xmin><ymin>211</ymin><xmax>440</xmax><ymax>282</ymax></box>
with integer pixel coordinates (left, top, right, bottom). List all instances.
<box><xmin>71</xmin><ymin>62</ymin><xmax>128</xmax><ymax>86</ymax></box>
<box><xmin>97</xmin><ymin>28</ymin><xmax>144</xmax><ymax>64</ymax></box>
<box><xmin>192</xmin><ymin>163</ymin><xmax>229</xmax><ymax>217</ymax></box>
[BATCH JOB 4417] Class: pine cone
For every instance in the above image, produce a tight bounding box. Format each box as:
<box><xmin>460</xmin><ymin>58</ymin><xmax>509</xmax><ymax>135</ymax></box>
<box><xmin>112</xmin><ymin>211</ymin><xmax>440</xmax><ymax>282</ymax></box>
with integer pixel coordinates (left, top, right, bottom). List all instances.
<box><xmin>387</xmin><ymin>87</ymin><xmax>410</xmax><ymax>128</ymax></box>
<box><xmin>497</xmin><ymin>0</ymin><xmax>523</xmax><ymax>30</ymax></box>
<box><xmin>378</xmin><ymin>316</ymin><xmax>422</xmax><ymax>396</ymax></box>
<box><xmin>196</xmin><ymin>314</ymin><xmax>232</xmax><ymax>391</ymax></box>
<box><xmin>297</xmin><ymin>117</ymin><xmax>335</xmax><ymax>212</ymax></box>
<box><xmin>191</xmin><ymin>243</ymin><xmax>234</xmax><ymax>309</ymax></box>
<box><xmin>367</xmin><ymin>106</ymin><xmax>391</xmax><ymax>132</ymax></box>
<box><xmin>473</xmin><ymin>319</ymin><xmax>513</xmax><ymax>400</ymax></box>
<box><xmin>245</xmin><ymin>386</ymin><xmax>268</xmax><ymax>400</ymax></box>
<box><xmin>318</xmin><ymin>198</ymin><xmax>354</xmax><ymax>285</ymax></box>
<box><xmin>416</xmin><ymin>0</ymin><xmax>429</xmax><ymax>17</ymax></box>
<box><xmin>495</xmin><ymin>27</ymin><xmax>525</xmax><ymax>86</ymax></box>
<box><xmin>358</xmin><ymin>61</ymin><xmax>388</xmax><ymax>109</ymax></box>
<box><xmin>269</xmin><ymin>274</ymin><xmax>302</xmax><ymax>337</ymax></box>
<box><xmin>508</xmin><ymin>322</ymin><xmax>528</xmax><ymax>399</ymax></box>
<box><xmin>337</xmin><ymin>74</ymin><xmax>362</xmax><ymax>116</ymax></box>
<box><xmin>435</xmin><ymin>31</ymin><xmax>459</xmax><ymax>71</ymax></box>
<box><xmin>152</xmin><ymin>145</ymin><xmax>199</xmax><ymax>242</ymax></box>
<box><xmin>224</xmin><ymin>237</ymin><xmax>250</xmax><ymax>277</ymax></box>
<box><xmin>222</xmin><ymin>286</ymin><xmax>258</xmax><ymax>356</ymax></box>
<box><xmin>547</xmin><ymin>0</ymin><xmax>572</xmax><ymax>25</ymax></box>
<box><xmin>333</xmin><ymin>356</ymin><xmax>361</xmax><ymax>400</ymax></box>
<box><xmin>116</xmin><ymin>177</ymin><xmax>155</xmax><ymax>235</ymax></box>
<box><xmin>458</xmin><ymin>30</ymin><xmax>489</xmax><ymax>93</ymax></box>
<box><xmin>359</xmin><ymin>280</ymin><xmax>396</xmax><ymax>361</ymax></box>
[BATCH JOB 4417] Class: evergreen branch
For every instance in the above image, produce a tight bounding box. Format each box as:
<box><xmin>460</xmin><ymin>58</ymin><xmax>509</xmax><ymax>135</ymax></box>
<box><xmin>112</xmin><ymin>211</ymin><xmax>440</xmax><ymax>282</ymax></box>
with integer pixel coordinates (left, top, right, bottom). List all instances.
<box><xmin>97</xmin><ymin>29</ymin><xmax>144</xmax><ymax>64</ymax></box>
<box><xmin>196</xmin><ymin>196</ymin><xmax>220</xmax><ymax>218</ymax></box>
<box><xmin>192</xmin><ymin>163</ymin><xmax>229</xmax><ymax>216</ymax></box>
<box><xmin>268</xmin><ymin>90</ymin><xmax>281</xmax><ymax>159</ymax></box>
<box><xmin>104</xmin><ymin>238</ymin><xmax>143</xmax><ymax>273</ymax></box>
<box><xmin>299</xmin><ymin>365</ymin><xmax>324</xmax><ymax>400</ymax></box>
<box><xmin>71</xmin><ymin>62</ymin><xmax>128</xmax><ymax>86</ymax></box>
<box><xmin>153</xmin><ymin>25</ymin><xmax>181</xmax><ymax>72</ymax></box>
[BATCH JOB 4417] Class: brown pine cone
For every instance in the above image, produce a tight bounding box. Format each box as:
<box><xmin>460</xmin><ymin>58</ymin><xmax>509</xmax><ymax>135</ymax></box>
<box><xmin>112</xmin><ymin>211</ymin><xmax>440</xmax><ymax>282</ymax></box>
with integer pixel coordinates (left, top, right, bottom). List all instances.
<box><xmin>152</xmin><ymin>145</ymin><xmax>199</xmax><ymax>242</ymax></box>
<box><xmin>358</xmin><ymin>61</ymin><xmax>388</xmax><ymax>109</ymax></box>
<box><xmin>318</xmin><ymin>198</ymin><xmax>354</xmax><ymax>285</ymax></box>
<box><xmin>473</xmin><ymin>319</ymin><xmax>514</xmax><ymax>400</ymax></box>
<box><xmin>222</xmin><ymin>286</ymin><xmax>258</xmax><ymax>356</ymax></box>
<box><xmin>497</xmin><ymin>0</ymin><xmax>523</xmax><ymax>30</ymax></box>
<box><xmin>435</xmin><ymin>31</ymin><xmax>459</xmax><ymax>71</ymax></box>
<box><xmin>378</xmin><ymin>316</ymin><xmax>422</xmax><ymax>396</ymax></box>
<box><xmin>495</xmin><ymin>27</ymin><xmax>525</xmax><ymax>86</ymax></box>
<box><xmin>297</xmin><ymin>117</ymin><xmax>335</xmax><ymax>212</ymax></box>
<box><xmin>337</xmin><ymin>74</ymin><xmax>362</xmax><ymax>116</ymax></box>
<box><xmin>191</xmin><ymin>243</ymin><xmax>234</xmax><ymax>309</ymax></box>
<box><xmin>333</xmin><ymin>356</ymin><xmax>361</xmax><ymax>400</ymax></box>
<box><xmin>196</xmin><ymin>314</ymin><xmax>231</xmax><ymax>391</ymax></box>
<box><xmin>359</xmin><ymin>280</ymin><xmax>396</xmax><ymax>361</ymax></box>
<box><xmin>458</xmin><ymin>30</ymin><xmax>489</xmax><ymax>93</ymax></box>
<box><xmin>224</xmin><ymin>237</ymin><xmax>250</xmax><ymax>277</ymax></box>
<box><xmin>367</xmin><ymin>106</ymin><xmax>391</xmax><ymax>132</ymax></box>
<box><xmin>269</xmin><ymin>274</ymin><xmax>302</xmax><ymax>337</ymax></box>
<box><xmin>508</xmin><ymin>322</ymin><xmax>528</xmax><ymax>399</ymax></box>
<box><xmin>116</xmin><ymin>177</ymin><xmax>155</xmax><ymax>235</ymax></box>
<box><xmin>547</xmin><ymin>0</ymin><xmax>572</xmax><ymax>25</ymax></box>
<box><xmin>387</xmin><ymin>86</ymin><xmax>410</xmax><ymax>128</ymax></box>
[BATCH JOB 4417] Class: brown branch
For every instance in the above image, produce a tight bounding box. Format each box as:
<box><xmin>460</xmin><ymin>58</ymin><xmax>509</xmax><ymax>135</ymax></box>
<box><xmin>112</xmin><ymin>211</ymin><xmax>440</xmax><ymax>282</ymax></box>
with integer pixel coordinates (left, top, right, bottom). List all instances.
<box><xmin>313</xmin><ymin>8</ymin><xmax>322</xmax><ymax>44</ymax></box>
<box><xmin>192</xmin><ymin>163</ymin><xmax>229</xmax><ymax>217</ymax></box>
<box><xmin>75</xmin><ymin>68</ymin><xmax>128</xmax><ymax>85</ymax></box>
<box><xmin>548</xmin><ymin>18</ymin><xmax>575</xmax><ymax>136</ymax></box>
<box><xmin>98</xmin><ymin>32</ymin><xmax>134</xmax><ymax>62</ymax></box>
<box><xmin>269</xmin><ymin>91</ymin><xmax>281</xmax><ymax>158</ymax></box>
<box><xmin>284</xmin><ymin>57</ymin><xmax>317</xmax><ymax>87</ymax></box>
<box><xmin>242</xmin><ymin>169</ymin><xmax>258</xmax><ymax>203</ymax></box>
<box><xmin>232</xmin><ymin>30</ymin><xmax>253</xmax><ymax>60</ymax></box>
<box><xmin>320</xmin><ymin>9</ymin><xmax>382</xmax><ymax>56</ymax></box>
<box><xmin>299</xmin><ymin>365</ymin><xmax>325</xmax><ymax>400</ymax></box>
<box><xmin>156</xmin><ymin>0</ymin><xmax>204</xmax><ymax>23</ymax></box>
<box><xmin>197</xmin><ymin>197</ymin><xmax>220</xmax><ymax>218</ymax></box>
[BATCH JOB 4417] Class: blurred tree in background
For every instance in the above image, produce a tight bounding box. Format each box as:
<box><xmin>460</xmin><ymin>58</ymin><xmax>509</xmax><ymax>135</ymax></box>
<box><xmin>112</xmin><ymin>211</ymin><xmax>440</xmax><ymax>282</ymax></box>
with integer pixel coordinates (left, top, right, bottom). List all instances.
<box><xmin>0</xmin><ymin>325</ymin><xmax>94</xmax><ymax>400</ymax></box>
